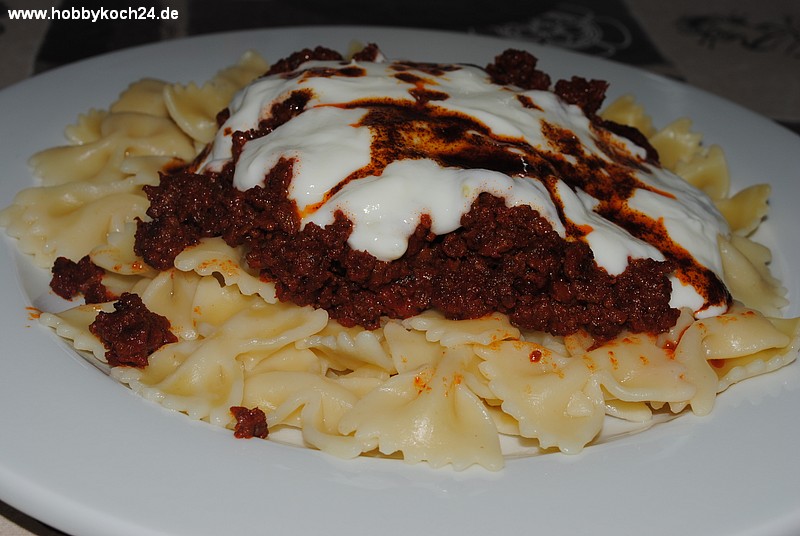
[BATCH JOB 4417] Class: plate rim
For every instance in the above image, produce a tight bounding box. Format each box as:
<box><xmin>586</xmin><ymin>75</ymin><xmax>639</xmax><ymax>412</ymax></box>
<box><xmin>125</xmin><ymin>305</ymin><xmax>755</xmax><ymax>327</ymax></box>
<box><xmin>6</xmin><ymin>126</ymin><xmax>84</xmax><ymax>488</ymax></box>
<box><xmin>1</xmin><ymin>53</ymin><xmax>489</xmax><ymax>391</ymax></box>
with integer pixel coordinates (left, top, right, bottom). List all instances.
<box><xmin>1</xmin><ymin>25</ymin><xmax>799</xmax><ymax>536</ymax></box>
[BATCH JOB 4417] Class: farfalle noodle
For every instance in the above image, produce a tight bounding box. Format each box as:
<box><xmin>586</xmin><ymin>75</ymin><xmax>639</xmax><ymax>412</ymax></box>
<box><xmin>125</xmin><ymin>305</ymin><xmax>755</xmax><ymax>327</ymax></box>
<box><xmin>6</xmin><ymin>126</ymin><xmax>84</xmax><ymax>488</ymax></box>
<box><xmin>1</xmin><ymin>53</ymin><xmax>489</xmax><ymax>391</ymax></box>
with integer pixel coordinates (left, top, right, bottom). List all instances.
<box><xmin>338</xmin><ymin>345</ymin><xmax>504</xmax><ymax>470</ymax></box>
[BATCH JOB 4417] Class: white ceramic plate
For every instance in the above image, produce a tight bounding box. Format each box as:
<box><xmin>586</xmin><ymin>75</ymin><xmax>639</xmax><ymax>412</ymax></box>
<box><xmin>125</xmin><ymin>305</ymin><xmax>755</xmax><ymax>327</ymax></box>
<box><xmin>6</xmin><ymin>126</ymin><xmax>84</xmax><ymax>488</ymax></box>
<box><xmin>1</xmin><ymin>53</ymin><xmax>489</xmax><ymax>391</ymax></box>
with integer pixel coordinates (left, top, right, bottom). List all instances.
<box><xmin>1</xmin><ymin>26</ymin><xmax>798</xmax><ymax>536</ymax></box>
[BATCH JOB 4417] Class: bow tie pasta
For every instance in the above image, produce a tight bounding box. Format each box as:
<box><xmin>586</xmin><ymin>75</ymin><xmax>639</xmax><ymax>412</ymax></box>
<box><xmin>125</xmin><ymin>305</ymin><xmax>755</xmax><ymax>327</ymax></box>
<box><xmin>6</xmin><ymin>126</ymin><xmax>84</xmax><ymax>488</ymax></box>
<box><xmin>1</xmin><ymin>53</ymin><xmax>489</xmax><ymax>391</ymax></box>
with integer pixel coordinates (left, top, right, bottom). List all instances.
<box><xmin>2</xmin><ymin>45</ymin><xmax>798</xmax><ymax>471</ymax></box>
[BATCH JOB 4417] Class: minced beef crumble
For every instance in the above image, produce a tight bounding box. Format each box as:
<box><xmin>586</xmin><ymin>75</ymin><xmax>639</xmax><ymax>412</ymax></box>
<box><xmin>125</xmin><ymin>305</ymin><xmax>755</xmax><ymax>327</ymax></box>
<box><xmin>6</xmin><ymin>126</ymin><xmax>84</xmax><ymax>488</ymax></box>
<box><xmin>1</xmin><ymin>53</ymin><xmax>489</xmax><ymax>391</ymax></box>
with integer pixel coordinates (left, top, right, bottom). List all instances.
<box><xmin>230</xmin><ymin>406</ymin><xmax>269</xmax><ymax>439</ymax></box>
<box><xmin>50</xmin><ymin>255</ymin><xmax>114</xmax><ymax>304</ymax></box>
<box><xmin>89</xmin><ymin>292</ymin><xmax>177</xmax><ymax>368</ymax></box>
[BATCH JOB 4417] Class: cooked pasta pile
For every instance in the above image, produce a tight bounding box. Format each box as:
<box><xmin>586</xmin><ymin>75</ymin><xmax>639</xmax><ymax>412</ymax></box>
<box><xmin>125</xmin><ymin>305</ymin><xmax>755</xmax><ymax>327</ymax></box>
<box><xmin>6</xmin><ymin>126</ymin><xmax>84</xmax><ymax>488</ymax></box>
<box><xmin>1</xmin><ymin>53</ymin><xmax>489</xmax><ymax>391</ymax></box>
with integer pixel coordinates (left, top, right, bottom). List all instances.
<box><xmin>1</xmin><ymin>48</ymin><xmax>798</xmax><ymax>471</ymax></box>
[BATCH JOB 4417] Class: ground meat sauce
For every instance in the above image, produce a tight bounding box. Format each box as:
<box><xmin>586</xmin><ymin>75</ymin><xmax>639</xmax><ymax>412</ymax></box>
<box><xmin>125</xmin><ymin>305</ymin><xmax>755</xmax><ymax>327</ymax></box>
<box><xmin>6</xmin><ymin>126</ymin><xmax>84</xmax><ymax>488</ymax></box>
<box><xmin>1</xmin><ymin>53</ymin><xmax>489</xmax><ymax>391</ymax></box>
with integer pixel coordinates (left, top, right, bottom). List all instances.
<box><xmin>89</xmin><ymin>292</ymin><xmax>177</xmax><ymax>368</ymax></box>
<box><xmin>50</xmin><ymin>255</ymin><xmax>115</xmax><ymax>304</ymax></box>
<box><xmin>134</xmin><ymin>45</ymin><xmax>731</xmax><ymax>341</ymax></box>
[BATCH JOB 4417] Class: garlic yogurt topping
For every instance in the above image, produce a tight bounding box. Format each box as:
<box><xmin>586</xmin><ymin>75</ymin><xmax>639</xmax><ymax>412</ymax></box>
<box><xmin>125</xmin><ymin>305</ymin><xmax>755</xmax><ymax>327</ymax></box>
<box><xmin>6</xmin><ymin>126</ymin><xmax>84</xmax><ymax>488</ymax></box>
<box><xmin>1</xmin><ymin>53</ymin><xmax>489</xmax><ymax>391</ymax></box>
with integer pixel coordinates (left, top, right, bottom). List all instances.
<box><xmin>200</xmin><ymin>56</ymin><xmax>731</xmax><ymax>317</ymax></box>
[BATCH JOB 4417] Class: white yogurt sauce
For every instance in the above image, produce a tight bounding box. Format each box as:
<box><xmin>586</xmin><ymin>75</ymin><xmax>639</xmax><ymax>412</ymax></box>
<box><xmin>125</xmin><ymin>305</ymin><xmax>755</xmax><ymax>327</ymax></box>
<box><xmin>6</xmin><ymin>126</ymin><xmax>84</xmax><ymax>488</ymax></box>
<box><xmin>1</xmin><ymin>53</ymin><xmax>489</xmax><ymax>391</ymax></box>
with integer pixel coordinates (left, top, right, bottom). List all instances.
<box><xmin>200</xmin><ymin>57</ymin><xmax>731</xmax><ymax>316</ymax></box>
